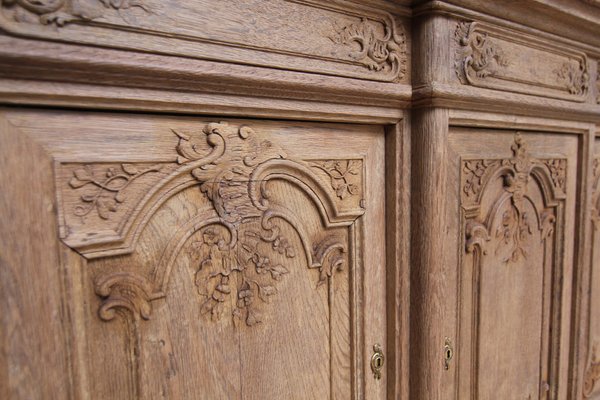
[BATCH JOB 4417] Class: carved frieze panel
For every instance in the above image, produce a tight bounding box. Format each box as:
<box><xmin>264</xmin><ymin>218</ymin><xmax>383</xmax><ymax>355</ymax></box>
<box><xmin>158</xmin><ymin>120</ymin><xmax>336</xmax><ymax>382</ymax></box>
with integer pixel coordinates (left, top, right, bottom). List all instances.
<box><xmin>0</xmin><ymin>0</ymin><xmax>408</xmax><ymax>83</ymax></box>
<box><xmin>458</xmin><ymin>133</ymin><xmax>569</xmax><ymax>399</ymax></box>
<box><xmin>454</xmin><ymin>21</ymin><xmax>589</xmax><ymax>102</ymax></box>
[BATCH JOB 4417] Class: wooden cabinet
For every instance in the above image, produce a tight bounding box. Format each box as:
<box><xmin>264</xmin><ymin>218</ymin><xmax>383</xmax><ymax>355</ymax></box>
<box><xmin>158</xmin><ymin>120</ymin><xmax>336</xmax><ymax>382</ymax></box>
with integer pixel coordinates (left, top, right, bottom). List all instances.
<box><xmin>1</xmin><ymin>1</ymin><xmax>599</xmax><ymax>399</ymax></box>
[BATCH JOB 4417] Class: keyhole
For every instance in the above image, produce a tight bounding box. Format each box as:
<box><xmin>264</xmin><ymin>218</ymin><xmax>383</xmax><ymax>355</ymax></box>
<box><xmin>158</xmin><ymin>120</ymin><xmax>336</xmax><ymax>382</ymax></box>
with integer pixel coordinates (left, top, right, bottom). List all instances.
<box><xmin>374</xmin><ymin>355</ymin><xmax>383</xmax><ymax>368</ymax></box>
<box><xmin>444</xmin><ymin>338</ymin><xmax>454</xmax><ymax>370</ymax></box>
<box><xmin>371</xmin><ymin>344</ymin><xmax>384</xmax><ymax>380</ymax></box>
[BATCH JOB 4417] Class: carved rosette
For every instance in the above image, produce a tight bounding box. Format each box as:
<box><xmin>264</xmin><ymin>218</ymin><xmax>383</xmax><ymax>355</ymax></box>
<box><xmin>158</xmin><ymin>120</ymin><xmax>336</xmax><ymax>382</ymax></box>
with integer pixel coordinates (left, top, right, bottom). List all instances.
<box><xmin>90</xmin><ymin>122</ymin><xmax>364</xmax><ymax>326</ymax></box>
<box><xmin>462</xmin><ymin>134</ymin><xmax>565</xmax><ymax>261</ymax></box>
<box><xmin>454</xmin><ymin>21</ymin><xmax>510</xmax><ymax>85</ymax></box>
<box><xmin>330</xmin><ymin>15</ymin><xmax>407</xmax><ymax>82</ymax></box>
<box><xmin>1</xmin><ymin>0</ymin><xmax>147</xmax><ymax>26</ymax></box>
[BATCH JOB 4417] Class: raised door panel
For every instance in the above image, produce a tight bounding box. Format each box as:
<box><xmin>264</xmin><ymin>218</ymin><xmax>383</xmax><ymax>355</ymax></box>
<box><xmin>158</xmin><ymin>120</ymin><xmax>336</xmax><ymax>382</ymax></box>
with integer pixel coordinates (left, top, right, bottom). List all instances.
<box><xmin>448</xmin><ymin>130</ymin><xmax>578</xmax><ymax>400</ymax></box>
<box><xmin>0</xmin><ymin>108</ymin><xmax>386</xmax><ymax>399</ymax></box>
<box><xmin>583</xmin><ymin>136</ymin><xmax>600</xmax><ymax>399</ymax></box>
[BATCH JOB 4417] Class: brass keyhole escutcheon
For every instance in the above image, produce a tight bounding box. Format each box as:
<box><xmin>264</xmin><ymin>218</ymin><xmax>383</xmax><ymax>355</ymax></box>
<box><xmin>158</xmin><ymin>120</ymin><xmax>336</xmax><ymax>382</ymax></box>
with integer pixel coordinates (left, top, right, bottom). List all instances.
<box><xmin>371</xmin><ymin>344</ymin><xmax>384</xmax><ymax>380</ymax></box>
<box><xmin>444</xmin><ymin>338</ymin><xmax>454</xmax><ymax>370</ymax></box>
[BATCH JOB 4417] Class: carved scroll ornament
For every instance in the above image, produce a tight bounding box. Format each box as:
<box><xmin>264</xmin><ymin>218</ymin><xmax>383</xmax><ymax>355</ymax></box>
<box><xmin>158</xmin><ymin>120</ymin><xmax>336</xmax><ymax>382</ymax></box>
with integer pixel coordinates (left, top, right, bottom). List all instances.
<box><xmin>90</xmin><ymin>122</ymin><xmax>364</xmax><ymax>327</ymax></box>
<box><xmin>1</xmin><ymin>0</ymin><xmax>147</xmax><ymax>26</ymax></box>
<box><xmin>330</xmin><ymin>16</ymin><xmax>407</xmax><ymax>82</ymax></box>
<box><xmin>454</xmin><ymin>21</ymin><xmax>510</xmax><ymax>85</ymax></box>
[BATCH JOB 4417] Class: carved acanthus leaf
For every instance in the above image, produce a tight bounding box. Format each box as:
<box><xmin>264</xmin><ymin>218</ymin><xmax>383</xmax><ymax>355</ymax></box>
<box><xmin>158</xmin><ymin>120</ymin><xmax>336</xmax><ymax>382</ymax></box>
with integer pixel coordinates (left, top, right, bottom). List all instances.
<box><xmin>465</xmin><ymin>220</ymin><xmax>490</xmax><ymax>254</ymax></box>
<box><xmin>542</xmin><ymin>159</ymin><xmax>567</xmax><ymax>193</ymax></box>
<box><xmin>454</xmin><ymin>21</ymin><xmax>510</xmax><ymax>84</ymax></box>
<box><xmin>1</xmin><ymin>0</ymin><xmax>148</xmax><ymax>27</ymax></box>
<box><xmin>330</xmin><ymin>16</ymin><xmax>407</xmax><ymax>82</ymax></box>
<box><xmin>554</xmin><ymin>60</ymin><xmax>589</xmax><ymax>96</ymax></box>
<box><xmin>95</xmin><ymin>273</ymin><xmax>154</xmax><ymax>321</ymax></box>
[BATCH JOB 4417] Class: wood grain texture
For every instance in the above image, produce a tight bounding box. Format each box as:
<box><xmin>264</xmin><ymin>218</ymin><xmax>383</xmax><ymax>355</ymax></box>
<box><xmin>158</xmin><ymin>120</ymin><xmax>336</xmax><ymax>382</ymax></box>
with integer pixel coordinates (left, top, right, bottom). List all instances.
<box><xmin>0</xmin><ymin>114</ymin><xmax>73</xmax><ymax>398</ymax></box>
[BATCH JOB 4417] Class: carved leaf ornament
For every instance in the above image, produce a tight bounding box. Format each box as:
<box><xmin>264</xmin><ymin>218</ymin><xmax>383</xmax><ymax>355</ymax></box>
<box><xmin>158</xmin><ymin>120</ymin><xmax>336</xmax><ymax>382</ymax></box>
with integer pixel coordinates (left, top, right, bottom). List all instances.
<box><xmin>92</xmin><ymin>122</ymin><xmax>361</xmax><ymax>327</ymax></box>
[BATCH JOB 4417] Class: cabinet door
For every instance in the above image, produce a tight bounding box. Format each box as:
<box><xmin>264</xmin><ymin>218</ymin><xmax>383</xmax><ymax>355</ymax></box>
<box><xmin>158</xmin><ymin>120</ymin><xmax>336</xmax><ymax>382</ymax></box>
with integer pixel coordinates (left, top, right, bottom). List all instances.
<box><xmin>583</xmin><ymin>136</ymin><xmax>600</xmax><ymax>399</ymax></box>
<box><xmin>448</xmin><ymin>130</ymin><xmax>578</xmax><ymax>400</ymax></box>
<box><xmin>0</xmin><ymin>108</ymin><xmax>386</xmax><ymax>399</ymax></box>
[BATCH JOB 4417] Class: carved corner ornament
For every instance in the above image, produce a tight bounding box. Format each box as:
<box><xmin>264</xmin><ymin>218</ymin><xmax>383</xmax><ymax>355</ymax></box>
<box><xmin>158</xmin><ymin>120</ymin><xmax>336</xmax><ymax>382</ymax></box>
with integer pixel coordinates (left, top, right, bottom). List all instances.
<box><xmin>462</xmin><ymin>134</ymin><xmax>564</xmax><ymax>262</ymax></box>
<box><xmin>91</xmin><ymin>122</ymin><xmax>363</xmax><ymax>327</ymax></box>
<box><xmin>454</xmin><ymin>21</ymin><xmax>510</xmax><ymax>85</ymax></box>
<box><xmin>1</xmin><ymin>0</ymin><xmax>148</xmax><ymax>27</ymax></box>
<box><xmin>330</xmin><ymin>15</ymin><xmax>407</xmax><ymax>82</ymax></box>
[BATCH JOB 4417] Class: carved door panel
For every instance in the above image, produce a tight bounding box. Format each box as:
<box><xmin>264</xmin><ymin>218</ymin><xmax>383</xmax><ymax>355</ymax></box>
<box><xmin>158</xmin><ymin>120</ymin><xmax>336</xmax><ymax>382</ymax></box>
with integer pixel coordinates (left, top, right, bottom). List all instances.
<box><xmin>0</xmin><ymin>108</ymin><xmax>386</xmax><ymax>399</ymax></box>
<box><xmin>583</xmin><ymin>137</ymin><xmax>600</xmax><ymax>399</ymax></box>
<box><xmin>447</xmin><ymin>130</ymin><xmax>578</xmax><ymax>400</ymax></box>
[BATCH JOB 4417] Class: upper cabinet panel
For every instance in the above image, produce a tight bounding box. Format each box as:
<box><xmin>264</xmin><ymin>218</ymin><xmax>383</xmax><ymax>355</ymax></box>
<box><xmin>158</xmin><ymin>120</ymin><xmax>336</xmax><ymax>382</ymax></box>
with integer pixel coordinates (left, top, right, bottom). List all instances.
<box><xmin>0</xmin><ymin>0</ymin><xmax>409</xmax><ymax>83</ymax></box>
<box><xmin>453</xmin><ymin>21</ymin><xmax>590</xmax><ymax>102</ymax></box>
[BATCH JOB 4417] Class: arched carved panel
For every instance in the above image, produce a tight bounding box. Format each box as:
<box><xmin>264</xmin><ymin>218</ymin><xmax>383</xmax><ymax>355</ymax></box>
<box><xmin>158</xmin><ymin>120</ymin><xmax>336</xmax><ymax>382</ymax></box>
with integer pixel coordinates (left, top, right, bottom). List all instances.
<box><xmin>45</xmin><ymin>115</ymin><xmax>383</xmax><ymax>399</ymax></box>
<box><xmin>459</xmin><ymin>133</ymin><xmax>567</xmax><ymax>400</ymax></box>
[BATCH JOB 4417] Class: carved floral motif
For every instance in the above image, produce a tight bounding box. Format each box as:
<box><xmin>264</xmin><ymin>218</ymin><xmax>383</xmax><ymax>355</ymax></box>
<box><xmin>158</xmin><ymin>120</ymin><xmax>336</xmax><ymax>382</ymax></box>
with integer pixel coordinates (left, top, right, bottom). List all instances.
<box><xmin>94</xmin><ymin>122</ymin><xmax>359</xmax><ymax>326</ymax></box>
<box><xmin>454</xmin><ymin>21</ymin><xmax>510</xmax><ymax>84</ymax></box>
<box><xmin>189</xmin><ymin>224</ymin><xmax>293</xmax><ymax>327</ymax></box>
<box><xmin>311</xmin><ymin>160</ymin><xmax>361</xmax><ymax>200</ymax></box>
<box><xmin>555</xmin><ymin>61</ymin><xmax>589</xmax><ymax>96</ymax></box>
<box><xmin>462</xmin><ymin>159</ymin><xmax>498</xmax><ymax>200</ymax></box>
<box><xmin>69</xmin><ymin>163</ymin><xmax>162</xmax><ymax>221</ymax></box>
<box><xmin>542</xmin><ymin>159</ymin><xmax>567</xmax><ymax>193</ymax></box>
<box><xmin>463</xmin><ymin>134</ymin><xmax>563</xmax><ymax>262</ymax></box>
<box><xmin>330</xmin><ymin>16</ymin><xmax>407</xmax><ymax>81</ymax></box>
<box><xmin>1</xmin><ymin>0</ymin><xmax>147</xmax><ymax>26</ymax></box>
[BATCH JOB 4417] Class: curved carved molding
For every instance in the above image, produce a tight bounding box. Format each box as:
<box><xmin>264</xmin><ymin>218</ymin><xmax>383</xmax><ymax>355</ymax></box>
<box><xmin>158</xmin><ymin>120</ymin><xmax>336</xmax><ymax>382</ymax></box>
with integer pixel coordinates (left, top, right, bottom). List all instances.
<box><xmin>88</xmin><ymin>121</ymin><xmax>364</xmax><ymax>326</ymax></box>
<box><xmin>329</xmin><ymin>15</ymin><xmax>407</xmax><ymax>82</ymax></box>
